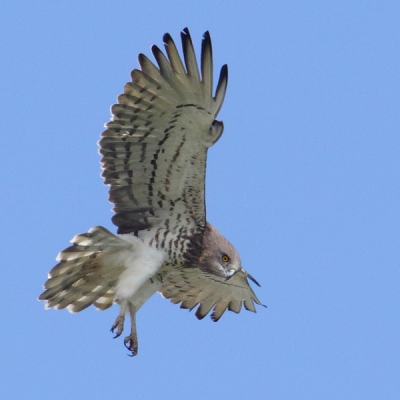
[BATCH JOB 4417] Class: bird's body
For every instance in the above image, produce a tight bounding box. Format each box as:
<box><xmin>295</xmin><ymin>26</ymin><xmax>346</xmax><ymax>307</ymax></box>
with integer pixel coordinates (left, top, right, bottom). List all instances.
<box><xmin>39</xmin><ymin>28</ymin><xmax>263</xmax><ymax>356</ymax></box>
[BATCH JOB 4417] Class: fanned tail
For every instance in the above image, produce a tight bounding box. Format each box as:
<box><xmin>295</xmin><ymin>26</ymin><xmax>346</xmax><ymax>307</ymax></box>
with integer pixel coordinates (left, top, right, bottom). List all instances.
<box><xmin>38</xmin><ymin>226</ymin><xmax>128</xmax><ymax>312</ymax></box>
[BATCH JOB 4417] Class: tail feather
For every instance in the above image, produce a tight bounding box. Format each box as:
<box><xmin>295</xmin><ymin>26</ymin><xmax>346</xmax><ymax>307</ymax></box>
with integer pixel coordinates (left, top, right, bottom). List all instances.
<box><xmin>94</xmin><ymin>288</ymin><xmax>115</xmax><ymax>310</ymax></box>
<box><xmin>67</xmin><ymin>282</ymin><xmax>116</xmax><ymax>313</ymax></box>
<box><xmin>39</xmin><ymin>226</ymin><xmax>128</xmax><ymax>312</ymax></box>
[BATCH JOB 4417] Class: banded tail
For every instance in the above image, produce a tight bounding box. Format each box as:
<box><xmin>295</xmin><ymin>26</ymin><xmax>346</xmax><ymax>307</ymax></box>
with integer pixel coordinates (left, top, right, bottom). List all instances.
<box><xmin>39</xmin><ymin>226</ymin><xmax>128</xmax><ymax>312</ymax></box>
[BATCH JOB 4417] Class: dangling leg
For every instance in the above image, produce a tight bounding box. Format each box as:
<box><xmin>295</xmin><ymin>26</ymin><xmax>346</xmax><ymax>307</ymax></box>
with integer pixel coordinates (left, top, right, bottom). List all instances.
<box><xmin>110</xmin><ymin>299</ymin><xmax>127</xmax><ymax>338</ymax></box>
<box><xmin>124</xmin><ymin>302</ymin><xmax>138</xmax><ymax>357</ymax></box>
<box><xmin>111</xmin><ymin>277</ymin><xmax>162</xmax><ymax>356</ymax></box>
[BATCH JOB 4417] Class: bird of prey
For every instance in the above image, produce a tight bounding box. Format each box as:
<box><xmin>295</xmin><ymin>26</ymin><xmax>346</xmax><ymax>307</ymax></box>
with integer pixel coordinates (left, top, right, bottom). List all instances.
<box><xmin>39</xmin><ymin>28</ymin><xmax>263</xmax><ymax>356</ymax></box>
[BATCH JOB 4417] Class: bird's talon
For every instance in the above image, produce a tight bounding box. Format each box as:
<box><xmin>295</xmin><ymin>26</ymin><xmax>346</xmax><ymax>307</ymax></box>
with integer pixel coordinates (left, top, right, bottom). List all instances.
<box><xmin>110</xmin><ymin>316</ymin><xmax>125</xmax><ymax>338</ymax></box>
<box><xmin>124</xmin><ymin>336</ymin><xmax>138</xmax><ymax>356</ymax></box>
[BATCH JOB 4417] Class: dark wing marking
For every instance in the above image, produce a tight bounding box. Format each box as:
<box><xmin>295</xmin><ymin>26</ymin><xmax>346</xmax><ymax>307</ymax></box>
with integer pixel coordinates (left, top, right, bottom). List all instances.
<box><xmin>99</xmin><ymin>28</ymin><xmax>228</xmax><ymax>234</ymax></box>
<box><xmin>160</xmin><ymin>268</ymin><xmax>264</xmax><ymax>322</ymax></box>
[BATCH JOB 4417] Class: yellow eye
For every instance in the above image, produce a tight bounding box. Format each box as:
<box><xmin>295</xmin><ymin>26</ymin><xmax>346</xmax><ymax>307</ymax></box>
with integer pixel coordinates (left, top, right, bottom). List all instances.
<box><xmin>221</xmin><ymin>255</ymin><xmax>230</xmax><ymax>263</ymax></box>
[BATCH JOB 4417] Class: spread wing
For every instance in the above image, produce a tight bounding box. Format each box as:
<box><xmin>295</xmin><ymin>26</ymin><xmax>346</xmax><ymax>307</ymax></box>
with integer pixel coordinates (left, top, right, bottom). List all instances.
<box><xmin>160</xmin><ymin>268</ymin><xmax>264</xmax><ymax>322</ymax></box>
<box><xmin>99</xmin><ymin>28</ymin><xmax>228</xmax><ymax>234</ymax></box>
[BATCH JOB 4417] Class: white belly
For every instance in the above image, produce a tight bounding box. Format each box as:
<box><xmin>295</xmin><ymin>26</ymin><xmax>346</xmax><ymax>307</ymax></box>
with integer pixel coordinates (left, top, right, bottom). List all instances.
<box><xmin>114</xmin><ymin>232</ymin><xmax>165</xmax><ymax>300</ymax></box>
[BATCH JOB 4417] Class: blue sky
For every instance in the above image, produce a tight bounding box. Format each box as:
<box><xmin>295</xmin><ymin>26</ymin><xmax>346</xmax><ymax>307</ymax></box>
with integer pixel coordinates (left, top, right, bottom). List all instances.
<box><xmin>1</xmin><ymin>1</ymin><xmax>400</xmax><ymax>399</ymax></box>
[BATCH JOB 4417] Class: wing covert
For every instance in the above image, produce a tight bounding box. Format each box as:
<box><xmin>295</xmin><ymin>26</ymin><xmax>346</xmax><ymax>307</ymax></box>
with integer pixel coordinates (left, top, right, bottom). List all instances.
<box><xmin>99</xmin><ymin>28</ymin><xmax>228</xmax><ymax>234</ymax></box>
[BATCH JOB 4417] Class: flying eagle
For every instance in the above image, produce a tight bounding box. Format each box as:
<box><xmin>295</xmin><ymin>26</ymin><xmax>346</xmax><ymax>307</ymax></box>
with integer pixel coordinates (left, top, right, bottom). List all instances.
<box><xmin>39</xmin><ymin>28</ymin><xmax>263</xmax><ymax>356</ymax></box>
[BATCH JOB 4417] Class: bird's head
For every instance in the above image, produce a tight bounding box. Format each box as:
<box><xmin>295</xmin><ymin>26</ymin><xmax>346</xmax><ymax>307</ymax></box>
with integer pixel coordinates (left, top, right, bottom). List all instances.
<box><xmin>197</xmin><ymin>223</ymin><xmax>260</xmax><ymax>286</ymax></box>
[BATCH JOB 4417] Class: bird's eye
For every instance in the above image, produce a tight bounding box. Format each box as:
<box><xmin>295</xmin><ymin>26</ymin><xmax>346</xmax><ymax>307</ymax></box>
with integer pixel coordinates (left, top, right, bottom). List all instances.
<box><xmin>221</xmin><ymin>255</ymin><xmax>230</xmax><ymax>263</ymax></box>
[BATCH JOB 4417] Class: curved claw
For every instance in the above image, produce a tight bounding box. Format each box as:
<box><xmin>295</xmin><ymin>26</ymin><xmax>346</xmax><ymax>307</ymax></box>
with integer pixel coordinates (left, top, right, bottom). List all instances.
<box><xmin>124</xmin><ymin>335</ymin><xmax>138</xmax><ymax>357</ymax></box>
<box><xmin>110</xmin><ymin>300</ymin><xmax>138</xmax><ymax>356</ymax></box>
<box><xmin>110</xmin><ymin>315</ymin><xmax>125</xmax><ymax>338</ymax></box>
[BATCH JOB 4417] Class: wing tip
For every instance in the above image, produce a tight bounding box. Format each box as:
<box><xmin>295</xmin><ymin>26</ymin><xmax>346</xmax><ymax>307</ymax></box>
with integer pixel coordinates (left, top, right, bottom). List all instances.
<box><xmin>137</xmin><ymin>53</ymin><xmax>148</xmax><ymax>68</ymax></box>
<box><xmin>214</xmin><ymin>64</ymin><xmax>228</xmax><ymax>110</ymax></box>
<box><xmin>195</xmin><ymin>308</ymin><xmax>207</xmax><ymax>320</ymax></box>
<box><xmin>220</xmin><ymin>64</ymin><xmax>228</xmax><ymax>81</ymax></box>
<box><xmin>162</xmin><ymin>32</ymin><xmax>172</xmax><ymax>44</ymax></box>
<box><xmin>180</xmin><ymin>27</ymin><xmax>192</xmax><ymax>44</ymax></box>
<box><xmin>151</xmin><ymin>44</ymin><xmax>161</xmax><ymax>55</ymax></box>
